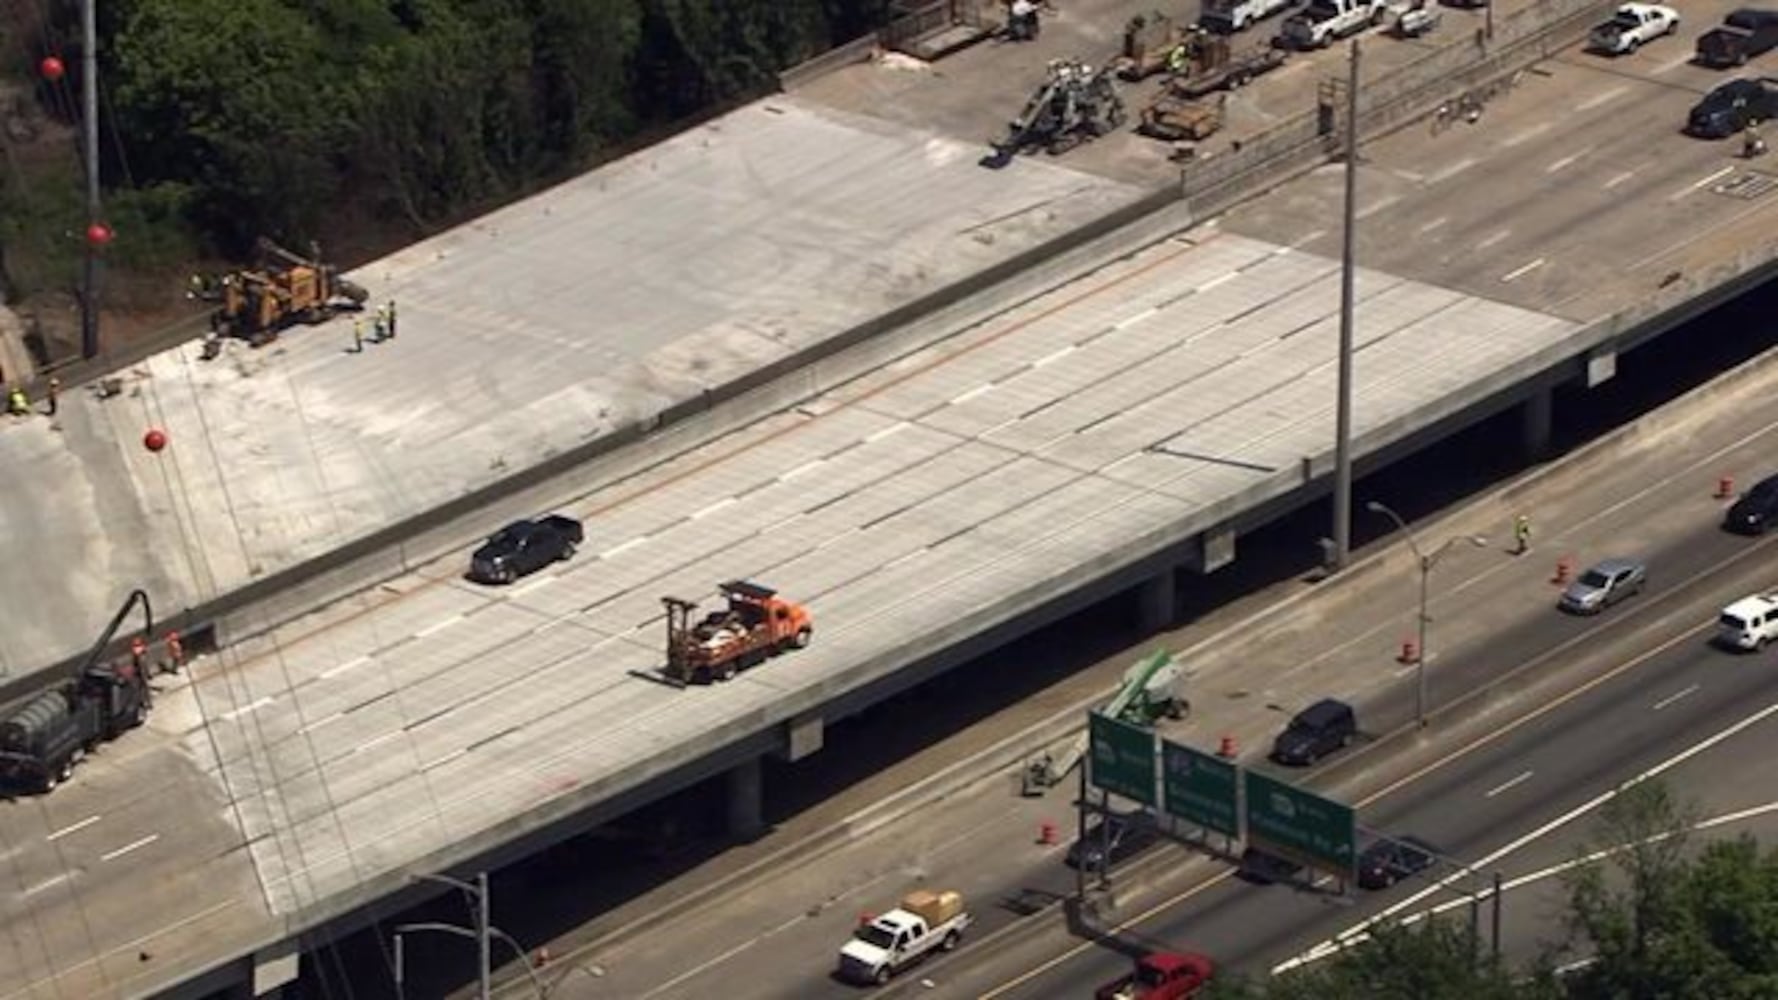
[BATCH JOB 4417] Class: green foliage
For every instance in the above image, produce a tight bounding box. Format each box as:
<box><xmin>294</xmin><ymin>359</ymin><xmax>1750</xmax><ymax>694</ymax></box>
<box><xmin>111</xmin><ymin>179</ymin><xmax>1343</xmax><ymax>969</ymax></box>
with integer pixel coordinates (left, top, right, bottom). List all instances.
<box><xmin>1207</xmin><ymin>919</ymin><xmax>1560</xmax><ymax>1000</ymax></box>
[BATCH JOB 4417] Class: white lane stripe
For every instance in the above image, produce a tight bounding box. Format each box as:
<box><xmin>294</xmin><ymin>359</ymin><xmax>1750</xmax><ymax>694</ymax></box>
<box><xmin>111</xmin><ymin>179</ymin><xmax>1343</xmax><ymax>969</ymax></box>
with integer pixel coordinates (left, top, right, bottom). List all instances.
<box><xmin>1576</xmin><ymin>85</ymin><xmax>1628</xmax><ymax>112</ymax></box>
<box><xmin>1669</xmin><ymin>165</ymin><xmax>1735</xmax><ymax>200</ymax></box>
<box><xmin>1503</xmin><ymin>122</ymin><xmax>1551</xmax><ymax>147</ymax></box>
<box><xmin>1116</xmin><ymin>306</ymin><xmax>1160</xmax><ymax>329</ymax></box>
<box><xmin>1476</xmin><ymin>230</ymin><xmax>1511</xmax><ymax>250</ymax></box>
<box><xmin>46</xmin><ymin>815</ymin><xmax>101</xmax><ymax>841</ymax></box>
<box><xmin>413</xmin><ymin>614</ymin><xmax>463</xmax><ymax>639</ymax></box>
<box><xmin>1289</xmin><ymin>228</ymin><xmax>1326</xmax><ymax>248</ymax></box>
<box><xmin>1484</xmin><ymin>770</ymin><xmax>1533</xmax><ymax>798</ymax></box>
<box><xmin>1417</xmin><ymin>216</ymin><xmax>1449</xmax><ymax>234</ymax></box>
<box><xmin>949</xmin><ymin>385</ymin><xmax>993</xmax><ymax>406</ymax></box>
<box><xmin>300</xmin><ymin>712</ymin><xmax>343</xmax><ymax>735</ymax></box>
<box><xmin>1356</xmin><ymin>194</ymin><xmax>1400</xmax><ymax>220</ymax></box>
<box><xmin>865</xmin><ymin>421</ymin><xmax>910</xmax><ymax>442</ymax></box>
<box><xmin>1278</xmin><ymin>695</ymin><xmax>1778</xmax><ymax>974</ymax></box>
<box><xmin>353</xmin><ymin>731</ymin><xmax>402</xmax><ymax>756</ymax></box>
<box><xmin>320</xmin><ymin>655</ymin><xmax>370</xmax><ymax>680</ymax></box>
<box><xmin>1545</xmin><ymin>147</ymin><xmax>1592</xmax><ymax>173</ymax></box>
<box><xmin>21</xmin><ymin>873</ymin><xmax>73</xmax><ymax>897</ymax></box>
<box><xmin>1196</xmin><ymin>274</ymin><xmax>1236</xmax><ymax>294</ymax></box>
<box><xmin>1428</xmin><ymin>158</ymin><xmax>1477</xmax><ymax>183</ymax></box>
<box><xmin>1031</xmin><ymin>345</ymin><xmax>1077</xmax><ymax>369</ymax></box>
<box><xmin>1653</xmin><ymin>683</ymin><xmax>1700</xmax><ymax>711</ymax></box>
<box><xmin>508</xmin><ymin>575</ymin><xmax>556</xmax><ymax>599</ymax></box>
<box><xmin>422</xmin><ymin>748</ymin><xmax>467</xmax><ymax>772</ymax></box>
<box><xmin>599</xmin><ymin>536</ymin><xmax>648</xmax><ymax>559</ymax></box>
<box><xmin>690</xmin><ymin>496</ymin><xmax>739</xmax><ymax>520</ymax></box>
<box><xmin>1604</xmin><ymin>169</ymin><xmax>1637</xmax><ymax>190</ymax></box>
<box><xmin>219</xmin><ymin>696</ymin><xmax>273</xmax><ymax>722</ymax></box>
<box><xmin>100</xmin><ymin>834</ymin><xmax>159</xmax><ymax>862</ymax></box>
<box><xmin>1501</xmin><ymin>258</ymin><xmax>1546</xmax><ymax>283</ymax></box>
<box><xmin>779</xmin><ymin>459</ymin><xmax>825</xmax><ymax>482</ymax></box>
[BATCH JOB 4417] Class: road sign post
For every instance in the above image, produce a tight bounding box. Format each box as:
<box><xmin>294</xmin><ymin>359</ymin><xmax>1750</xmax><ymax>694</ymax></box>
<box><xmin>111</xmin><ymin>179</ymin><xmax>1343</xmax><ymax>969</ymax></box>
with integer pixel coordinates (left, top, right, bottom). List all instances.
<box><xmin>1243</xmin><ymin>770</ymin><xmax>1357</xmax><ymax>881</ymax></box>
<box><xmin>1161</xmin><ymin>739</ymin><xmax>1240</xmax><ymax>839</ymax></box>
<box><xmin>1088</xmin><ymin>711</ymin><xmax>1158</xmax><ymax>806</ymax></box>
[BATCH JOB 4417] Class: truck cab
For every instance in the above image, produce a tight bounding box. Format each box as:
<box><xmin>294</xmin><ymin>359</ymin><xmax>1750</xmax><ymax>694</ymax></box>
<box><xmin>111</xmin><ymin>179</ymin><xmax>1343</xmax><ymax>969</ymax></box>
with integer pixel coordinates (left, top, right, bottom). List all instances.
<box><xmin>1096</xmin><ymin>951</ymin><xmax>1215</xmax><ymax>1000</ymax></box>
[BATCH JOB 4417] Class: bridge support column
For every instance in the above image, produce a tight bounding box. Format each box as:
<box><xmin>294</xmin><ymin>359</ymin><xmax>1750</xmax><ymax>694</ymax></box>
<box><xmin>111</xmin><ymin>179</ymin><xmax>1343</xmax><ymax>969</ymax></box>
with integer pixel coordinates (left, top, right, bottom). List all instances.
<box><xmin>1186</xmin><ymin>526</ymin><xmax>1236</xmax><ymax>575</ymax></box>
<box><xmin>1585</xmin><ymin>346</ymin><xmax>1617</xmax><ymax>387</ymax></box>
<box><xmin>1521</xmin><ymin>387</ymin><xmax>1553</xmax><ymax>462</ymax></box>
<box><xmin>782</xmin><ymin>712</ymin><xmax>824</xmax><ymax>762</ymax></box>
<box><xmin>727</xmin><ymin>757</ymin><xmax>765</xmax><ymax>840</ymax></box>
<box><xmin>1137</xmin><ymin>566</ymin><xmax>1178</xmax><ymax>633</ymax></box>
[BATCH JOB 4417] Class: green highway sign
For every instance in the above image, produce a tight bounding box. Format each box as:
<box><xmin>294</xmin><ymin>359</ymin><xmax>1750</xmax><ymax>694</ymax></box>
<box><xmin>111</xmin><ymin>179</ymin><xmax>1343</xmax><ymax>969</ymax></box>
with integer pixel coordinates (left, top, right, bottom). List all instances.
<box><xmin>1161</xmin><ymin>740</ymin><xmax>1240</xmax><ymax>838</ymax></box>
<box><xmin>1089</xmin><ymin>711</ymin><xmax>1157</xmax><ymax>806</ymax></box>
<box><xmin>1243</xmin><ymin>770</ymin><xmax>1356</xmax><ymax>879</ymax></box>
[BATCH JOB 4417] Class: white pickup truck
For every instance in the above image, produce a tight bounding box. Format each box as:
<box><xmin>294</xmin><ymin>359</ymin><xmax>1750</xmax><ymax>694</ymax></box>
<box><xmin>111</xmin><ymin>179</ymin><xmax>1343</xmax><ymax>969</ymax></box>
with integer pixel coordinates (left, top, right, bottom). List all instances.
<box><xmin>1199</xmin><ymin>0</ymin><xmax>1299</xmax><ymax>33</ymax></box>
<box><xmin>1588</xmin><ymin>3</ymin><xmax>1680</xmax><ymax>54</ymax></box>
<box><xmin>837</xmin><ymin>889</ymin><xmax>972</xmax><ymax>985</ymax></box>
<box><xmin>1279</xmin><ymin>0</ymin><xmax>1388</xmax><ymax>48</ymax></box>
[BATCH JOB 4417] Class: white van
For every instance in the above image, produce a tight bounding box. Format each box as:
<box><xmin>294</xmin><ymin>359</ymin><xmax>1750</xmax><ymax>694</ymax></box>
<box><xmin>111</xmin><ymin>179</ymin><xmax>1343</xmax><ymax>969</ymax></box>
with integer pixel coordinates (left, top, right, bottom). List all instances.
<box><xmin>1717</xmin><ymin>593</ymin><xmax>1778</xmax><ymax>650</ymax></box>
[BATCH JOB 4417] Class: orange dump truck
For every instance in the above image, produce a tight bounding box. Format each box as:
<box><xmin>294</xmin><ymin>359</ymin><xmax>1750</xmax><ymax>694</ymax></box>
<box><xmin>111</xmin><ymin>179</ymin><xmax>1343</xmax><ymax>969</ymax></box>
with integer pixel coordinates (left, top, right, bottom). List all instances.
<box><xmin>661</xmin><ymin>581</ymin><xmax>812</xmax><ymax>684</ymax></box>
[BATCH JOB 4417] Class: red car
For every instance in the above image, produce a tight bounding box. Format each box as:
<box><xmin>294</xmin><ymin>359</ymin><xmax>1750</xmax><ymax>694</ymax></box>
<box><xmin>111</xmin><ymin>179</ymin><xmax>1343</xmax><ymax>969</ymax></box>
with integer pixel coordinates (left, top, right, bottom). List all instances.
<box><xmin>1095</xmin><ymin>951</ymin><xmax>1215</xmax><ymax>1000</ymax></box>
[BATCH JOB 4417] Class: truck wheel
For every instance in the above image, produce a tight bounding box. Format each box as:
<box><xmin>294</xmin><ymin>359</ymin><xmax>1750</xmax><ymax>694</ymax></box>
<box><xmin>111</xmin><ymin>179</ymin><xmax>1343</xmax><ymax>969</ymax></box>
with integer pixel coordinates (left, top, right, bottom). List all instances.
<box><xmin>717</xmin><ymin>660</ymin><xmax>737</xmax><ymax>682</ymax></box>
<box><xmin>790</xmin><ymin>627</ymin><xmax>812</xmax><ymax>649</ymax></box>
<box><xmin>941</xmin><ymin>930</ymin><xmax>961</xmax><ymax>951</ymax></box>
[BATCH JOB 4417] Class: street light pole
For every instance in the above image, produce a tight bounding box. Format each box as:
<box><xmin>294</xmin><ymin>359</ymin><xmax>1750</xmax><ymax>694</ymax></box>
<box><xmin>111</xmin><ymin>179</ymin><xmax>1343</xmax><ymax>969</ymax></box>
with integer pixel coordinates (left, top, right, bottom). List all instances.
<box><xmin>1365</xmin><ymin>501</ymin><xmax>1487</xmax><ymax>727</ymax></box>
<box><xmin>80</xmin><ymin>0</ymin><xmax>102</xmax><ymax>359</ymax></box>
<box><xmin>1332</xmin><ymin>39</ymin><xmax>1361</xmax><ymax>572</ymax></box>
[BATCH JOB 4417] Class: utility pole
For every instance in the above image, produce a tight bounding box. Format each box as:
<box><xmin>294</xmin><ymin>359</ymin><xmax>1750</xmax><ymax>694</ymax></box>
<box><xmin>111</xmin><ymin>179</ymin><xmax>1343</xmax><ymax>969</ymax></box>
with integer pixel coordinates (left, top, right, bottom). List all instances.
<box><xmin>1331</xmin><ymin>39</ymin><xmax>1360</xmax><ymax>571</ymax></box>
<box><xmin>80</xmin><ymin>0</ymin><xmax>102</xmax><ymax>360</ymax></box>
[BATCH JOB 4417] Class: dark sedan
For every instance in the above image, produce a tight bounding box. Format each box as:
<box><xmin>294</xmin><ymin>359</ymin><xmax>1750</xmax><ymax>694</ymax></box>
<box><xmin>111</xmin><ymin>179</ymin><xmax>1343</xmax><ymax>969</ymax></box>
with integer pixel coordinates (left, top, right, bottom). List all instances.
<box><xmin>1724</xmin><ymin>474</ymin><xmax>1778</xmax><ymax>534</ymax></box>
<box><xmin>1066</xmin><ymin>813</ymin><xmax>1162</xmax><ymax>872</ymax></box>
<box><xmin>1686</xmin><ymin>77</ymin><xmax>1778</xmax><ymax>137</ymax></box>
<box><xmin>1356</xmin><ymin>835</ymin><xmax>1441</xmax><ymax>889</ymax></box>
<box><xmin>468</xmin><ymin>514</ymin><xmax>584</xmax><ymax>584</ymax></box>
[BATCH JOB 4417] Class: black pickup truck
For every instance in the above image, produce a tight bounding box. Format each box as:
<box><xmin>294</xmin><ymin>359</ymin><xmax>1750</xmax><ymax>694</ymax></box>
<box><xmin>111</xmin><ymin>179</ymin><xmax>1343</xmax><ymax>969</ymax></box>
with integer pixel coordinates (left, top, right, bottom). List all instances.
<box><xmin>468</xmin><ymin>514</ymin><xmax>585</xmax><ymax>584</ymax></box>
<box><xmin>1698</xmin><ymin>8</ymin><xmax>1778</xmax><ymax>67</ymax></box>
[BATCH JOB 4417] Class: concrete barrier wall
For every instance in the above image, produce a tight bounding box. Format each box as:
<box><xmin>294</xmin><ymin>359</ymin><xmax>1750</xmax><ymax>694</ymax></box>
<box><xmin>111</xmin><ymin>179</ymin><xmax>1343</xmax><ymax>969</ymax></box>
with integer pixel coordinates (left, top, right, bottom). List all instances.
<box><xmin>780</xmin><ymin>33</ymin><xmax>882</xmax><ymax>91</ymax></box>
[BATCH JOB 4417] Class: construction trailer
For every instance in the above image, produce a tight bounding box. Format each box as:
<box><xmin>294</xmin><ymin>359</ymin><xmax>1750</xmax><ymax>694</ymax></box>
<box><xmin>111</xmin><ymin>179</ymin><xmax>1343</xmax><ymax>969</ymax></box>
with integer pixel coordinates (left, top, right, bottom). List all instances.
<box><xmin>661</xmin><ymin>581</ymin><xmax>813</xmax><ymax>685</ymax></box>
<box><xmin>204</xmin><ymin>238</ymin><xmax>368</xmax><ymax>347</ymax></box>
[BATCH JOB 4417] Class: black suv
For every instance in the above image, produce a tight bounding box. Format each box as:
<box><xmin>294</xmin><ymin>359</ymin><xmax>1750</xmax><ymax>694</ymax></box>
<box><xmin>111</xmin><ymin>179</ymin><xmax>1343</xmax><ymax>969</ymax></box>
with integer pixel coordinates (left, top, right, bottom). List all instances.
<box><xmin>1356</xmin><ymin>835</ymin><xmax>1441</xmax><ymax>889</ymax></box>
<box><xmin>1270</xmin><ymin>698</ymin><xmax>1358</xmax><ymax>766</ymax></box>
<box><xmin>1065</xmin><ymin>812</ymin><xmax>1162</xmax><ymax>872</ymax></box>
<box><xmin>468</xmin><ymin>514</ymin><xmax>585</xmax><ymax>584</ymax></box>
<box><xmin>1725</xmin><ymin>474</ymin><xmax>1778</xmax><ymax>534</ymax></box>
<box><xmin>1686</xmin><ymin>77</ymin><xmax>1778</xmax><ymax>137</ymax></box>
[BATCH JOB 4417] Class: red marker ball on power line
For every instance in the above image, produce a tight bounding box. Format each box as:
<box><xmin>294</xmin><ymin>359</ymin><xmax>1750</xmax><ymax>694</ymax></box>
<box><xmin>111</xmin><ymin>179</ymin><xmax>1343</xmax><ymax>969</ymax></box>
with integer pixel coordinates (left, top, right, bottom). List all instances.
<box><xmin>40</xmin><ymin>56</ymin><xmax>64</xmax><ymax>82</ymax></box>
<box><xmin>143</xmin><ymin>428</ymin><xmax>167</xmax><ymax>452</ymax></box>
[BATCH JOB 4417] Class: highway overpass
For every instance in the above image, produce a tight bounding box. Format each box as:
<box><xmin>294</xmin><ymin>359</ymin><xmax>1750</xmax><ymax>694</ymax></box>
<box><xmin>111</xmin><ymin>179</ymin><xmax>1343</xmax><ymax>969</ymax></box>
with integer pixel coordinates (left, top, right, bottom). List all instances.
<box><xmin>9</xmin><ymin>0</ymin><xmax>1778</xmax><ymax>994</ymax></box>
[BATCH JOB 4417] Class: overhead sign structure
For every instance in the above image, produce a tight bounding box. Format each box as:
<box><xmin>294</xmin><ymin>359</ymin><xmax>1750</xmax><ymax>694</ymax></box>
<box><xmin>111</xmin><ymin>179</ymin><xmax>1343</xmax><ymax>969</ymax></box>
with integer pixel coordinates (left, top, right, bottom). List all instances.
<box><xmin>1243</xmin><ymin>770</ymin><xmax>1356</xmax><ymax>880</ymax></box>
<box><xmin>1088</xmin><ymin>711</ymin><xmax>1157</xmax><ymax>806</ymax></box>
<box><xmin>1161</xmin><ymin>739</ymin><xmax>1240</xmax><ymax>838</ymax></box>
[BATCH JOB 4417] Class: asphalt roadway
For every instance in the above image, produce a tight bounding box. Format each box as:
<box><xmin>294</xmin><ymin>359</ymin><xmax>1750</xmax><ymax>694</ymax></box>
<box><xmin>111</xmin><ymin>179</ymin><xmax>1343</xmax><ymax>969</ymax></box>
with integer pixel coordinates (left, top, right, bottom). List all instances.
<box><xmin>506</xmin><ymin>332</ymin><xmax>1778</xmax><ymax>998</ymax></box>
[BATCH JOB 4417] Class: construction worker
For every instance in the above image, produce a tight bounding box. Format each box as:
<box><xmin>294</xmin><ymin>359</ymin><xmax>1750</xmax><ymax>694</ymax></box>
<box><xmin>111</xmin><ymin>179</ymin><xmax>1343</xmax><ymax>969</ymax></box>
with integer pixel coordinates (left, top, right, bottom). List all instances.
<box><xmin>164</xmin><ymin>630</ymin><xmax>184</xmax><ymax>674</ymax></box>
<box><xmin>1167</xmin><ymin>41</ymin><xmax>1190</xmax><ymax>75</ymax></box>
<box><xmin>6</xmin><ymin>385</ymin><xmax>27</xmax><ymax>417</ymax></box>
<box><xmin>372</xmin><ymin>305</ymin><xmax>388</xmax><ymax>343</ymax></box>
<box><xmin>387</xmin><ymin>299</ymin><xmax>397</xmax><ymax>339</ymax></box>
<box><xmin>129</xmin><ymin>636</ymin><xmax>147</xmax><ymax>676</ymax></box>
<box><xmin>352</xmin><ymin>317</ymin><xmax>365</xmax><ymax>353</ymax></box>
<box><xmin>45</xmin><ymin>377</ymin><xmax>59</xmax><ymax>417</ymax></box>
<box><xmin>1746</xmin><ymin>123</ymin><xmax>1767</xmax><ymax>159</ymax></box>
<box><xmin>1009</xmin><ymin>0</ymin><xmax>1040</xmax><ymax>40</ymax></box>
<box><xmin>1512</xmin><ymin>513</ymin><xmax>1532</xmax><ymax>555</ymax></box>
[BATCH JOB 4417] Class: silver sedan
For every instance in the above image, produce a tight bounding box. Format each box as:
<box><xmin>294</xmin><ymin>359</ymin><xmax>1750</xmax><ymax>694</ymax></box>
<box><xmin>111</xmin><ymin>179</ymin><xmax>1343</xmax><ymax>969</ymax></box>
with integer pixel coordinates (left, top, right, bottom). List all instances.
<box><xmin>1559</xmin><ymin>557</ymin><xmax>1647</xmax><ymax>614</ymax></box>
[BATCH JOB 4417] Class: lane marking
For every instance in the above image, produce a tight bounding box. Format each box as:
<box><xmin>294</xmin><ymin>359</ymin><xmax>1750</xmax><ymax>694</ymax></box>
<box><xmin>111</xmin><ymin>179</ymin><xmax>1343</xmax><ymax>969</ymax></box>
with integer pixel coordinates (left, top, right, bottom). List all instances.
<box><xmin>1576</xmin><ymin>85</ymin><xmax>1628</xmax><ymax>112</ymax></box>
<box><xmin>1031</xmin><ymin>345</ymin><xmax>1077</xmax><ymax>369</ymax></box>
<box><xmin>218</xmin><ymin>696</ymin><xmax>273</xmax><ymax>722</ymax></box>
<box><xmin>1290</xmin><ymin>229</ymin><xmax>1327</xmax><ymax>248</ymax></box>
<box><xmin>1501</xmin><ymin>257</ymin><xmax>1546</xmax><ymax>283</ymax></box>
<box><xmin>1356</xmin><ymin>195</ymin><xmax>1401</xmax><ymax>220</ymax></box>
<box><xmin>99</xmin><ymin>833</ymin><xmax>159</xmax><ymax>862</ymax></box>
<box><xmin>1669</xmin><ymin>165</ymin><xmax>1735</xmax><ymax>201</ymax></box>
<box><xmin>778</xmin><ymin>459</ymin><xmax>825</xmax><ymax>482</ymax></box>
<box><xmin>598</xmin><ymin>536</ymin><xmax>648</xmax><ymax>559</ymax></box>
<box><xmin>352</xmin><ymin>731</ymin><xmax>402</xmax><ymax>756</ymax></box>
<box><xmin>1652</xmin><ymin>52</ymin><xmax>1694</xmax><ymax>74</ymax></box>
<box><xmin>20</xmin><ymin>873</ymin><xmax>73</xmax><ymax>898</ymax></box>
<box><xmin>689</xmin><ymin>496</ymin><xmax>739</xmax><ymax>521</ymax></box>
<box><xmin>1476</xmin><ymin>230</ymin><xmax>1511</xmax><ymax>250</ymax></box>
<box><xmin>1603</xmin><ymin>169</ymin><xmax>1637</xmax><ymax>190</ymax></box>
<box><xmin>319</xmin><ymin>655</ymin><xmax>370</xmax><ymax>680</ymax></box>
<box><xmin>1653</xmin><ymin>683</ymin><xmax>1700</xmax><ymax>710</ymax></box>
<box><xmin>45</xmin><ymin>815</ymin><xmax>101</xmax><ymax>842</ymax></box>
<box><xmin>1427</xmin><ymin>158</ymin><xmax>1477</xmax><ymax>184</ymax></box>
<box><xmin>422</xmin><ymin>748</ymin><xmax>467</xmax><ymax>772</ymax></box>
<box><xmin>300</xmin><ymin>712</ymin><xmax>344</xmax><ymax>735</ymax></box>
<box><xmin>1546</xmin><ymin>148</ymin><xmax>1593</xmax><ymax>173</ymax></box>
<box><xmin>1417</xmin><ymin>216</ymin><xmax>1449</xmax><ymax>235</ymax></box>
<box><xmin>508</xmin><ymin>576</ymin><xmax>556</xmax><ymax>599</ymax></box>
<box><xmin>1</xmin><ymin>897</ymin><xmax>241</xmax><ymax>1000</ymax></box>
<box><xmin>949</xmin><ymin>385</ymin><xmax>993</xmax><ymax>406</ymax></box>
<box><xmin>1503</xmin><ymin>123</ymin><xmax>1551</xmax><ymax>147</ymax></box>
<box><xmin>413</xmin><ymin>614</ymin><xmax>464</xmax><ymax>639</ymax></box>
<box><xmin>1115</xmin><ymin>306</ymin><xmax>1160</xmax><ymax>329</ymax></box>
<box><xmin>1484</xmin><ymin>770</ymin><xmax>1534</xmax><ymax>798</ymax></box>
<box><xmin>864</xmin><ymin>421</ymin><xmax>911</xmax><ymax>442</ymax></box>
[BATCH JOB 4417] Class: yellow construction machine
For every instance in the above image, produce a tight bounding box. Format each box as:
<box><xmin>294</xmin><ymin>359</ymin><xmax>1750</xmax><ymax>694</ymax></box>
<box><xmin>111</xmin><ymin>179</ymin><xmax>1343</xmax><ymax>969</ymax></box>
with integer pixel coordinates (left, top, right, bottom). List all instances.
<box><xmin>201</xmin><ymin>239</ymin><xmax>368</xmax><ymax>347</ymax></box>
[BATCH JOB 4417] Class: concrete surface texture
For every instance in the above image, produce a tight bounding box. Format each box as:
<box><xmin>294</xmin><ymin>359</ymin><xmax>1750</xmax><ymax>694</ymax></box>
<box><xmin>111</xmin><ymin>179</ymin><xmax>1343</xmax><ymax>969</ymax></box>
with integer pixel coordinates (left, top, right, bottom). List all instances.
<box><xmin>0</xmin><ymin>94</ymin><xmax>1141</xmax><ymax>680</ymax></box>
<box><xmin>527</xmin><ymin>341</ymin><xmax>1778</xmax><ymax>1000</ymax></box>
